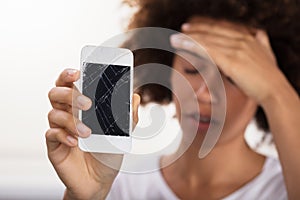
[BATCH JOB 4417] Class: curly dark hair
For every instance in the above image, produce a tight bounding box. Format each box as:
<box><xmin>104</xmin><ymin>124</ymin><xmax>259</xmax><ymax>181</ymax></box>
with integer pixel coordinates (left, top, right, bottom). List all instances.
<box><xmin>122</xmin><ymin>0</ymin><xmax>300</xmax><ymax>132</ymax></box>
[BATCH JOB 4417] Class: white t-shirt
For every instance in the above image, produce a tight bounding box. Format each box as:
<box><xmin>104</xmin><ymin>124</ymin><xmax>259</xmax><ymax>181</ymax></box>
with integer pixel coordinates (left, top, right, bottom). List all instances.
<box><xmin>106</xmin><ymin>156</ymin><xmax>287</xmax><ymax>200</ymax></box>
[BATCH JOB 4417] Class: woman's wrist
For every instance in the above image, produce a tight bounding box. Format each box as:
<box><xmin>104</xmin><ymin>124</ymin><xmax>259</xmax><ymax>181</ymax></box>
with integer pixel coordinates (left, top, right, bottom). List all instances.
<box><xmin>63</xmin><ymin>188</ymin><xmax>108</xmax><ymax>200</ymax></box>
<box><xmin>260</xmin><ymin>75</ymin><xmax>299</xmax><ymax>113</ymax></box>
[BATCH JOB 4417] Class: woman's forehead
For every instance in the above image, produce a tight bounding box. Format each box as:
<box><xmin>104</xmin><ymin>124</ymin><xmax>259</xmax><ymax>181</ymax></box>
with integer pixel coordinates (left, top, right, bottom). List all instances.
<box><xmin>186</xmin><ymin>15</ymin><xmax>252</xmax><ymax>32</ymax></box>
<box><xmin>173</xmin><ymin>50</ymin><xmax>213</xmax><ymax>69</ymax></box>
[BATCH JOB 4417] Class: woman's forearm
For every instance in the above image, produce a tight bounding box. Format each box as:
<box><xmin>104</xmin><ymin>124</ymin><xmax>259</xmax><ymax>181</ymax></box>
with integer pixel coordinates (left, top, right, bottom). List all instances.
<box><xmin>261</xmin><ymin>79</ymin><xmax>300</xmax><ymax>200</ymax></box>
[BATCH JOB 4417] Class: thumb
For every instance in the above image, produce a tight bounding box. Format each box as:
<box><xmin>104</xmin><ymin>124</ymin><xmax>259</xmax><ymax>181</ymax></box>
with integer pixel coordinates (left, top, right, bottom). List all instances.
<box><xmin>256</xmin><ymin>30</ymin><xmax>277</xmax><ymax>64</ymax></box>
<box><xmin>132</xmin><ymin>93</ymin><xmax>141</xmax><ymax>130</ymax></box>
<box><xmin>256</xmin><ymin>30</ymin><xmax>272</xmax><ymax>51</ymax></box>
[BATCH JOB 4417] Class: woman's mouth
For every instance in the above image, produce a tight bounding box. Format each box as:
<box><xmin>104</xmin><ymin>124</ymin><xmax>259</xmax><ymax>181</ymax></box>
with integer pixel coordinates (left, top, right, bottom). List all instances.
<box><xmin>186</xmin><ymin>113</ymin><xmax>216</xmax><ymax>131</ymax></box>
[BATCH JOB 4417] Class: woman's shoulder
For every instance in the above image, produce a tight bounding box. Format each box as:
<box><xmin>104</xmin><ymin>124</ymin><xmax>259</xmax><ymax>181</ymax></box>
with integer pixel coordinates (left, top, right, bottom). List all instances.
<box><xmin>258</xmin><ymin>156</ymin><xmax>286</xmax><ymax>188</ymax></box>
<box><xmin>257</xmin><ymin>157</ymin><xmax>286</xmax><ymax>191</ymax></box>
<box><xmin>223</xmin><ymin>156</ymin><xmax>287</xmax><ymax>200</ymax></box>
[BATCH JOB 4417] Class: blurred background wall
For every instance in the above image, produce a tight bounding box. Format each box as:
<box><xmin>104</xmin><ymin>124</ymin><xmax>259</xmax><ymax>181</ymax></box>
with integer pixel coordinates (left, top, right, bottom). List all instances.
<box><xmin>0</xmin><ymin>0</ymin><xmax>127</xmax><ymax>199</ymax></box>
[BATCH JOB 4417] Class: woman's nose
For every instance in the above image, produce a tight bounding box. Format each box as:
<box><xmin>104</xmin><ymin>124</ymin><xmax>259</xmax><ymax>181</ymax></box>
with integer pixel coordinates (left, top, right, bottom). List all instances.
<box><xmin>195</xmin><ymin>83</ymin><xmax>211</xmax><ymax>104</ymax></box>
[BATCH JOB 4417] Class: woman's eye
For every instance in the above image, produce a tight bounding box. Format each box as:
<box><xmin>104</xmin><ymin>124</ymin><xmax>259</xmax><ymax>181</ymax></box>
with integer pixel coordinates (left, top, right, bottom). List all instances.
<box><xmin>227</xmin><ymin>77</ymin><xmax>235</xmax><ymax>85</ymax></box>
<box><xmin>183</xmin><ymin>68</ymin><xmax>200</xmax><ymax>74</ymax></box>
<box><xmin>222</xmin><ymin>73</ymin><xmax>235</xmax><ymax>85</ymax></box>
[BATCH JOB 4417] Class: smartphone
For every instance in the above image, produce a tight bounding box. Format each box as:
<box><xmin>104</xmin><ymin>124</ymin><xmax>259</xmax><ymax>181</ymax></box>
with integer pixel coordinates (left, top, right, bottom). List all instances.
<box><xmin>78</xmin><ymin>45</ymin><xmax>133</xmax><ymax>153</ymax></box>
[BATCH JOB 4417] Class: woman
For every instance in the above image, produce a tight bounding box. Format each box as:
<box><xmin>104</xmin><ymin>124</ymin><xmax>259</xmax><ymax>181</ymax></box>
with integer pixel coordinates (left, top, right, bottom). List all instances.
<box><xmin>46</xmin><ymin>0</ymin><xmax>300</xmax><ymax>199</ymax></box>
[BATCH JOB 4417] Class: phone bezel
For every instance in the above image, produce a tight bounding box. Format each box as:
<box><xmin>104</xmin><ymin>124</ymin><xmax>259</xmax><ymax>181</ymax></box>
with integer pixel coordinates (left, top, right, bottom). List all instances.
<box><xmin>78</xmin><ymin>45</ymin><xmax>133</xmax><ymax>153</ymax></box>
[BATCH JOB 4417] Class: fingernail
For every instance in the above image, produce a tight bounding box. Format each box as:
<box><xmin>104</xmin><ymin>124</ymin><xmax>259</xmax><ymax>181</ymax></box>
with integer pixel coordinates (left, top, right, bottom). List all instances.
<box><xmin>67</xmin><ymin>69</ymin><xmax>77</xmax><ymax>76</ymax></box>
<box><xmin>76</xmin><ymin>123</ymin><xmax>91</xmax><ymax>137</ymax></box>
<box><xmin>77</xmin><ymin>95</ymin><xmax>91</xmax><ymax>109</ymax></box>
<box><xmin>182</xmin><ymin>23</ymin><xmax>190</xmax><ymax>30</ymax></box>
<box><xmin>182</xmin><ymin>40</ymin><xmax>194</xmax><ymax>48</ymax></box>
<box><xmin>67</xmin><ymin>135</ymin><xmax>77</xmax><ymax>144</ymax></box>
<box><xmin>170</xmin><ymin>34</ymin><xmax>182</xmax><ymax>44</ymax></box>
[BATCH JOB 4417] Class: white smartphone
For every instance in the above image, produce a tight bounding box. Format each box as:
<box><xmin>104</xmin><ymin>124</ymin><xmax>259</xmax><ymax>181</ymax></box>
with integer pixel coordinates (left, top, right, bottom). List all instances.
<box><xmin>78</xmin><ymin>45</ymin><xmax>133</xmax><ymax>153</ymax></box>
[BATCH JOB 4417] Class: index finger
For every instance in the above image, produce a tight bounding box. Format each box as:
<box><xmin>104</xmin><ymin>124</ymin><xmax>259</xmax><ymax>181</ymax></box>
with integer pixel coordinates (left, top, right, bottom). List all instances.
<box><xmin>55</xmin><ymin>68</ymin><xmax>80</xmax><ymax>87</ymax></box>
<box><xmin>182</xmin><ymin>21</ymin><xmax>255</xmax><ymax>40</ymax></box>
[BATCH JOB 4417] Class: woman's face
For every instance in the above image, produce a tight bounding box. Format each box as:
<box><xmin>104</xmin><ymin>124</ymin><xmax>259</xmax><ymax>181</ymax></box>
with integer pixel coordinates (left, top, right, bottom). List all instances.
<box><xmin>171</xmin><ymin>49</ymin><xmax>257</xmax><ymax>146</ymax></box>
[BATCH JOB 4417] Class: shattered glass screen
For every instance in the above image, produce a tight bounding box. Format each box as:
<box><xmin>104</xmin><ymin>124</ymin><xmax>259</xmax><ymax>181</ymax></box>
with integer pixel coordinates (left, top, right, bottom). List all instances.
<box><xmin>82</xmin><ymin>62</ymin><xmax>130</xmax><ymax>136</ymax></box>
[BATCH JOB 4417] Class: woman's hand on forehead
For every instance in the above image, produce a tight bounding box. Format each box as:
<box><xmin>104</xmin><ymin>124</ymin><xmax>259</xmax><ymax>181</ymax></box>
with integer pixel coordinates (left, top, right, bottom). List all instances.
<box><xmin>170</xmin><ymin>19</ymin><xmax>284</xmax><ymax>105</ymax></box>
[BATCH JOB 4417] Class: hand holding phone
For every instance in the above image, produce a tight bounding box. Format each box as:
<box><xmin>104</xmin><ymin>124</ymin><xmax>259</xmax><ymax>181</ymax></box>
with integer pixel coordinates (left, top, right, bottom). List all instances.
<box><xmin>46</xmin><ymin>46</ymin><xmax>139</xmax><ymax>199</ymax></box>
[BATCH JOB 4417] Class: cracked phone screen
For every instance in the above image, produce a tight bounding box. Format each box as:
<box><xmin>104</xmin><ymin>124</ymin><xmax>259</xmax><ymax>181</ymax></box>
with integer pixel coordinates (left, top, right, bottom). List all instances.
<box><xmin>82</xmin><ymin>62</ymin><xmax>130</xmax><ymax>136</ymax></box>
